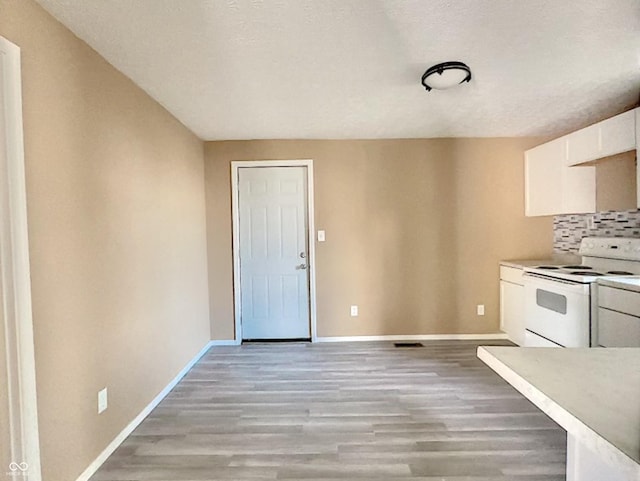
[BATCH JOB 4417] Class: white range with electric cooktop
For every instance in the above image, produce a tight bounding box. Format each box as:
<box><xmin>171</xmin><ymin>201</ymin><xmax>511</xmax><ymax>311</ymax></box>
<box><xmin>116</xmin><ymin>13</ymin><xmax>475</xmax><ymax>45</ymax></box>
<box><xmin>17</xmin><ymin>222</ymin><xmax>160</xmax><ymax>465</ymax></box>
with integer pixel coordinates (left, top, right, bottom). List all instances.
<box><xmin>522</xmin><ymin>237</ymin><xmax>640</xmax><ymax>347</ymax></box>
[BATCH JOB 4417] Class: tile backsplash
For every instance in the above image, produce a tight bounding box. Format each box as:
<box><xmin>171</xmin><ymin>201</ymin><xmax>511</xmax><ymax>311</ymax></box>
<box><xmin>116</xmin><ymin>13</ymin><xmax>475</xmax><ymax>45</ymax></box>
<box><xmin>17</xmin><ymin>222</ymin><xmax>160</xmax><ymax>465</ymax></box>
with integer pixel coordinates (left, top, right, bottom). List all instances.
<box><xmin>554</xmin><ymin>209</ymin><xmax>640</xmax><ymax>253</ymax></box>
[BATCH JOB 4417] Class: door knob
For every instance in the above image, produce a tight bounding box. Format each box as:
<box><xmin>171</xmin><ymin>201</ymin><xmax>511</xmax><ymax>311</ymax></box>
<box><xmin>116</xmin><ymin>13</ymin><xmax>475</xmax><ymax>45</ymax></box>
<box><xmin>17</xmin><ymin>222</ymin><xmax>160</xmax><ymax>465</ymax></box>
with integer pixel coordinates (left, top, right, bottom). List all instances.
<box><xmin>297</xmin><ymin>263</ymin><xmax>307</xmax><ymax>270</ymax></box>
<box><xmin>299</xmin><ymin>252</ymin><xmax>306</xmax><ymax>258</ymax></box>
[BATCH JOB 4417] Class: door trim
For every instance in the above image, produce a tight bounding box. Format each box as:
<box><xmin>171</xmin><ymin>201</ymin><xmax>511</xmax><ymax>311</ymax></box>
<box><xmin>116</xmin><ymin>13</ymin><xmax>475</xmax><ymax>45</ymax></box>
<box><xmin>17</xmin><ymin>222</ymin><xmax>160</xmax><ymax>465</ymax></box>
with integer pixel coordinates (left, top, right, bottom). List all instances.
<box><xmin>231</xmin><ymin>160</ymin><xmax>318</xmax><ymax>343</ymax></box>
<box><xmin>0</xmin><ymin>37</ymin><xmax>42</xmax><ymax>480</ymax></box>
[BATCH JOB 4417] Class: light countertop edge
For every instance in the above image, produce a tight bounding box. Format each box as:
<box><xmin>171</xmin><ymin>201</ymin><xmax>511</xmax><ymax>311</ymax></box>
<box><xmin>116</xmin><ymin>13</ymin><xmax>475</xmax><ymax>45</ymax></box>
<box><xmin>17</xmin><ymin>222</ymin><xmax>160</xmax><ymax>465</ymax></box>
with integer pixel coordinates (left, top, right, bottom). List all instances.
<box><xmin>500</xmin><ymin>259</ymin><xmax>557</xmax><ymax>269</ymax></box>
<box><xmin>598</xmin><ymin>277</ymin><xmax>640</xmax><ymax>293</ymax></box>
<box><xmin>500</xmin><ymin>254</ymin><xmax>581</xmax><ymax>270</ymax></box>
<box><xmin>476</xmin><ymin>346</ymin><xmax>639</xmax><ymax>479</ymax></box>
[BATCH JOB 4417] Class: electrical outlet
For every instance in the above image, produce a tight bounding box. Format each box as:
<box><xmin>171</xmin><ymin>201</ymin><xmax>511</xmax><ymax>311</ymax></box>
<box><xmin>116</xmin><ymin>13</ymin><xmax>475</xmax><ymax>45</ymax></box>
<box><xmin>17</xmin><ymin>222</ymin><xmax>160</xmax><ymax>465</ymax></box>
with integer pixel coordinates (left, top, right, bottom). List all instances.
<box><xmin>477</xmin><ymin>304</ymin><xmax>485</xmax><ymax>316</ymax></box>
<box><xmin>98</xmin><ymin>387</ymin><xmax>108</xmax><ymax>414</ymax></box>
<box><xmin>350</xmin><ymin>305</ymin><xmax>358</xmax><ymax>317</ymax></box>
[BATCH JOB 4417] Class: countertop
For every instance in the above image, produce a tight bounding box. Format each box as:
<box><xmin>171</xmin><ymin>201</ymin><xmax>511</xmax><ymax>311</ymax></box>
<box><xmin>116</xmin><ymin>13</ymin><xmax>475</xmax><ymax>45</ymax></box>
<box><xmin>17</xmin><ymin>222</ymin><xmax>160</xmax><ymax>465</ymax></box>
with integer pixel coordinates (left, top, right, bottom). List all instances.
<box><xmin>598</xmin><ymin>277</ymin><xmax>640</xmax><ymax>293</ymax></box>
<box><xmin>477</xmin><ymin>346</ymin><xmax>640</xmax><ymax>479</ymax></box>
<box><xmin>500</xmin><ymin>253</ymin><xmax>581</xmax><ymax>269</ymax></box>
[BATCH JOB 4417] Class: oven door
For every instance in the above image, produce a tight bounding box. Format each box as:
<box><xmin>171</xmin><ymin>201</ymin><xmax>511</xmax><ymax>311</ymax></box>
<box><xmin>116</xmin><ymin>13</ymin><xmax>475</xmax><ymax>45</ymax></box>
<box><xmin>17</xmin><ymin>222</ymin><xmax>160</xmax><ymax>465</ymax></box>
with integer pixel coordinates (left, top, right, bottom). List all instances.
<box><xmin>524</xmin><ymin>330</ymin><xmax>562</xmax><ymax>347</ymax></box>
<box><xmin>523</xmin><ymin>273</ymin><xmax>591</xmax><ymax>347</ymax></box>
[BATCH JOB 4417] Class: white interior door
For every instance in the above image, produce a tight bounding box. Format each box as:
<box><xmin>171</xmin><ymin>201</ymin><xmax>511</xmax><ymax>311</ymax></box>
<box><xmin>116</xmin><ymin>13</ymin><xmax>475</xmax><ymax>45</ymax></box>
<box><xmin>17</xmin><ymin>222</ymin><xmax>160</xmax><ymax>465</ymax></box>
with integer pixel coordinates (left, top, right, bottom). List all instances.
<box><xmin>0</xmin><ymin>46</ymin><xmax>12</xmax><ymax>474</ymax></box>
<box><xmin>0</xmin><ymin>36</ymin><xmax>42</xmax><ymax>480</ymax></box>
<box><xmin>0</xmin><ymin>278</ymin><xmax>11</xmax><ymax>481</ymax></box>
<box><xmin>238</xmin><ymin>167</ymin><xmax>311</xmax><ymax>340</ymax></box>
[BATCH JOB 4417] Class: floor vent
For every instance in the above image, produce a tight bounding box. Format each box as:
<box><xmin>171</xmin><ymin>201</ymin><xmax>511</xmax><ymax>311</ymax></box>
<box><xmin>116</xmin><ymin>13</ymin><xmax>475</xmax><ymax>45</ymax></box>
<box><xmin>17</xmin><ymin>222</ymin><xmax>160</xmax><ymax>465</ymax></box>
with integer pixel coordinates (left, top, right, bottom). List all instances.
<box><xmin>394</xmin><ymin>342</ymin><xmax>424</xmax><ymax>348</ymax></box>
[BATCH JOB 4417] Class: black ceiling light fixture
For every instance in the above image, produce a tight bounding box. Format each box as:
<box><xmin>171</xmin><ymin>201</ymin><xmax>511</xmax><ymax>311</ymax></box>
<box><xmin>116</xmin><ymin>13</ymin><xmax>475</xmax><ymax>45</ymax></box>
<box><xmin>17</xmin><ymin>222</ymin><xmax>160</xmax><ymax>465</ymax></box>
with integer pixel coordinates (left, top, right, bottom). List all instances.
<box><xmin>421</xmin><ymin>61</ymin><xmax>472</xmax><ymax>91</ymax></box>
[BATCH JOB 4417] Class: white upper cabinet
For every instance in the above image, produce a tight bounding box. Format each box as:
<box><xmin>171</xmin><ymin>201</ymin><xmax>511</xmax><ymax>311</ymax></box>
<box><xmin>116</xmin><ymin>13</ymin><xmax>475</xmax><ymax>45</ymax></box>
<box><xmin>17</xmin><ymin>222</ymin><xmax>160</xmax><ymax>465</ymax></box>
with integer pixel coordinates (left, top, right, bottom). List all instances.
<box><xmin>561</xmin><ymin>159</ymin><xmax>596</xmax><ymax>214</ymax></box>
<box><xmin>525</xmin><ymin>139</ymin><xmax>596</xmax><ymax>216</ymax></box>
<box><xmin>566</xmin><ymin>124</ymin><xmax>599</xmax><ymax>166</ymax></box>
<box><xmin>526</xmin><ymin>108</ymin><xmax>637</xmax><ymax>217</ymax></box>
<box><xmin>525</xmin><ymin>138</ymin><xmax>565</xmax><ymax>216</ymax></box>
<box><xmin>599</xmin><ymin>110</ymin><xmax>636</xmax><ymax>158</ymax></box>
<box><xmin>567</xmin><ymin>109</ymin><xmax>636</xmax><ymax>166</ymax></box>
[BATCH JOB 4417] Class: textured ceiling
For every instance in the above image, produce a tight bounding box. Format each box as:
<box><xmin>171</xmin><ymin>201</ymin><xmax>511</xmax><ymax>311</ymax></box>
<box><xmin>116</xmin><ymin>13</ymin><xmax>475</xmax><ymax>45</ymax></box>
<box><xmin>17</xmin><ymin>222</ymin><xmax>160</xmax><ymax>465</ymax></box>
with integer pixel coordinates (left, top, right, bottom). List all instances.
<box><xmin>35</xmin><ymin>0</ymin><xmax>640</xmax><ymax>140</ymax></box>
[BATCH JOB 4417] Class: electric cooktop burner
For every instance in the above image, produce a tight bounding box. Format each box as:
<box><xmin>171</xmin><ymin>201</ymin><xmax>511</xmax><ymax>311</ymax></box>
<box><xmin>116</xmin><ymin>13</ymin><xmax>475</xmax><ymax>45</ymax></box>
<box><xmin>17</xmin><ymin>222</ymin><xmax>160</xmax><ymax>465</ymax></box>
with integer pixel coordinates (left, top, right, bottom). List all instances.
<box><xmin>533</xmin><ymin>266</ymin><xmax>633</xmax><ymax>277</ymax></box>
<box><xmin>528</xmin><ymin>239</ymin><xmax>640</xmax><ymax>283</ymax></box>
<box><xmin>561</xmin><ymin>269</ymin><xmax>634</xmax><ymax>276</ymax></box>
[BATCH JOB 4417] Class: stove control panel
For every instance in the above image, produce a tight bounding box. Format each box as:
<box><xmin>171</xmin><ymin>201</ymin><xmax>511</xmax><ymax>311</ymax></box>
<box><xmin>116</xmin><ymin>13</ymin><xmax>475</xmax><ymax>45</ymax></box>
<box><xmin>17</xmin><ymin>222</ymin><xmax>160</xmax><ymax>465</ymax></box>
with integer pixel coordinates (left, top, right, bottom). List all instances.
<box><xmin>579</xmin><ymin>237</ymin><xmax>640</xmax><ymax>260</ymax></box>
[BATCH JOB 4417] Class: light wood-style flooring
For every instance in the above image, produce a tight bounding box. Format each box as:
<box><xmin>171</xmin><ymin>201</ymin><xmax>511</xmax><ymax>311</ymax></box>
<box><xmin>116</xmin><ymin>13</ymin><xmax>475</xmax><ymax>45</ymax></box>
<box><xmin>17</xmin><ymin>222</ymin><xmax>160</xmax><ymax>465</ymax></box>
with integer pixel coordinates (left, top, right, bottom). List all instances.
<box><xmin>91</xmin><ymin>340</ymin><xmax>566</xmax><ymax>480</ymax></box>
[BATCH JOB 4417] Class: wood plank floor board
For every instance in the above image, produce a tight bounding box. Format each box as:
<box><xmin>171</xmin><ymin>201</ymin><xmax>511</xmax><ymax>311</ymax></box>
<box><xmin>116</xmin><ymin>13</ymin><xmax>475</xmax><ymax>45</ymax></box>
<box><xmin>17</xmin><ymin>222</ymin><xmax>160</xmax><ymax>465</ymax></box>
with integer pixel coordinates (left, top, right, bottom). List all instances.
<box><xmin>90</xmin><ymin>341</ymin><xmax>566</xmax><ymax>481</ymax></box>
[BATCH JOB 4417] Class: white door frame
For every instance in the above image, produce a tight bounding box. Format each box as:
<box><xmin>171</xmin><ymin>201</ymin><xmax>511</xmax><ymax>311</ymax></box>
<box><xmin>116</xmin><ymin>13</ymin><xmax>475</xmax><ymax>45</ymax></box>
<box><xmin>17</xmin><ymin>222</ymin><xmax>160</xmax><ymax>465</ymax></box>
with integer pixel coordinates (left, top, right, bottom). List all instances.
<box><xmin>0</xmin><ymin>36</ymin><xmax>42</xmax><ymax>480</ymax></box>
<box><xmin>231</xmin><ymin>160</ymin><xmax>318</xmax><ymax>343</ymax></box>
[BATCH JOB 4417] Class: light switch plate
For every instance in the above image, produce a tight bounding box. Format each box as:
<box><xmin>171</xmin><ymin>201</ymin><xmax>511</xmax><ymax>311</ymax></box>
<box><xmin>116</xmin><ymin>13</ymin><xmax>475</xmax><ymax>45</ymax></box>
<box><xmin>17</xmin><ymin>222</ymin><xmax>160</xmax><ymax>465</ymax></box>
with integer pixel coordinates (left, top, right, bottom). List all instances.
<box><xmin>317</xmin><ymin>230</ymin><xmax>326</xmax><ymax>242</ymax></box>
<box><xmin>98</xmin><ymin>387</ymin><xmax>108</xmax><ymax>414</ymax></box>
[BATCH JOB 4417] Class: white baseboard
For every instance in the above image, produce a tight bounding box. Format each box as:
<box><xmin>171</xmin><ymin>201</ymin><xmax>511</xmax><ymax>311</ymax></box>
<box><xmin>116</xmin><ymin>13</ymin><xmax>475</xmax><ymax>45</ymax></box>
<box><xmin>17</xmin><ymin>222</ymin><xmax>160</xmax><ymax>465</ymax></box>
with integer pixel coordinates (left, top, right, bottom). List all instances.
<box><xmin>75</xmin><ymin>340</ymin><xmax>214</xmax><ymax>481</ymax></box>
<box><xmin>209</xmin><ymin>339</ymin><xmax>240</xmax><ymax>346</ymax></box>
<box><xmin>205</xmin><ymin>336</ymin><xmax>510</xmax><ymax>345</ymax></box>
<box><xmin>315</xmin><ymin>333</ymin><xmax>509</xmax><ymax>343</ymax></box>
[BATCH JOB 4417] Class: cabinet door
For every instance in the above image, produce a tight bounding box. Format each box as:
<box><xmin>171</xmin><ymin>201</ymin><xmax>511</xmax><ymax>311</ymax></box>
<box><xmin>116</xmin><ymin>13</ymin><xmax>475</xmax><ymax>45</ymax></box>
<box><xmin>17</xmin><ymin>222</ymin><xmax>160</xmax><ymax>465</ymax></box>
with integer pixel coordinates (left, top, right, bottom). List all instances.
<box><xmin>600</xmin><ymin>109</ymin><xmax>636</xmax><ymax>159</ymax></box>
<box><xmin>566</xmin><ymin>124</ymin><xmax>599</xmax><ymax>166</ymax></box>
<box><xmin>566</xmin><ymin>110</ymin><xmax>636</xmax><ymax>167</ymax></box>
<box><xmin>562</xmin><ymin>163</ymin><xmax>596</xmax><ymax>214</ymax></box>
<box><xmin>598</xmin><ymin>285</ymin><xmax>640</xmax><ymax>316</ymax></box>
<box><xmin>597</xmin><ymin>308</ymin><xmax>640</xmax><ymax>347</ymax></box>
<box><xmin>524</xmin><ymin>138</ymin><xmax>564</xmax><ymax>216</ymax></box>
<box><xmin>500</xmin><ymin>280</ymin><xmax>525</xmax><ymax>345</ymax></box>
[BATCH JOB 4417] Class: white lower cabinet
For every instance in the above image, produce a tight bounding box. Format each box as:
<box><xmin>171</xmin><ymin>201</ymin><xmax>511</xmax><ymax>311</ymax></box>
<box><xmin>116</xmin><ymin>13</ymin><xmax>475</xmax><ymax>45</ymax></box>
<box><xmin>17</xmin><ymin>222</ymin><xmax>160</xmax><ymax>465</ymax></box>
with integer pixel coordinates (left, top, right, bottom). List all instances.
<box><xmin>596</xmin><ymin>284</ymin><xmax>640</xmax><ymax>347</ymax></box>
<box><xmin>500</xmin><ymin>266</ymin><xmax>525</xmax><ymax>345</ymax></box>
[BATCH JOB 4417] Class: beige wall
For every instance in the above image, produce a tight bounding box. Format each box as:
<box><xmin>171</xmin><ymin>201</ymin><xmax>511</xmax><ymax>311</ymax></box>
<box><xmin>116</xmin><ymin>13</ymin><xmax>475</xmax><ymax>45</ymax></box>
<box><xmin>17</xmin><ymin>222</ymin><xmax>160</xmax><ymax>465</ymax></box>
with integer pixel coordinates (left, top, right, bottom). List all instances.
<box><xmin>0</xmin><ymin>1</ymin><xmax>211</xmax><ymax>480</ymax></box>
<box><xmin>205</xmin><ymin>138</ymin><xmax>553</xmax><ymax>340</ymax></box>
